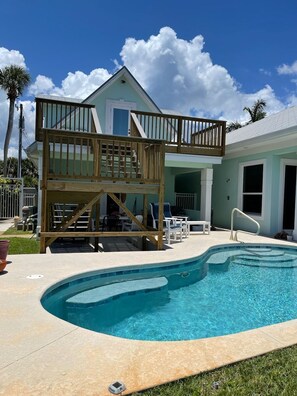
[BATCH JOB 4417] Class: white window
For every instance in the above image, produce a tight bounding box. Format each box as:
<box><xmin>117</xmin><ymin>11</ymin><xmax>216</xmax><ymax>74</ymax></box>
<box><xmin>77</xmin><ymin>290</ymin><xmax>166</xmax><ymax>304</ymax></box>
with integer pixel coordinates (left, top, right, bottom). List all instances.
<box><xmin>239</xmin><ymin>160</ymin><xmax>265</xmax><ymax>218</ymax></box>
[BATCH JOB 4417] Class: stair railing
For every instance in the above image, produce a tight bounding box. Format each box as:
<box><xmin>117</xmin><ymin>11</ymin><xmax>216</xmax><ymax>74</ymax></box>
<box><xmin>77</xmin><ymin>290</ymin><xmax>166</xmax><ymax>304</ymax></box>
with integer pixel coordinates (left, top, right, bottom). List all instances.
<box><xmin>230</xmin><ymin>208</ymin><xmax>260</xmax><ymax>241</ymax></box>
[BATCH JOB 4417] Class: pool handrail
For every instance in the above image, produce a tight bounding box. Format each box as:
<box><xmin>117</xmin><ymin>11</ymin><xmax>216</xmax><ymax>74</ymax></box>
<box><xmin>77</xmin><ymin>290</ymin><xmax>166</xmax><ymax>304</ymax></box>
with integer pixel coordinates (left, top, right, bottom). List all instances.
<box><xmin>230</xmin><ymin>208</ymin><xmax>260</xmax><ymax>241</ymax></box>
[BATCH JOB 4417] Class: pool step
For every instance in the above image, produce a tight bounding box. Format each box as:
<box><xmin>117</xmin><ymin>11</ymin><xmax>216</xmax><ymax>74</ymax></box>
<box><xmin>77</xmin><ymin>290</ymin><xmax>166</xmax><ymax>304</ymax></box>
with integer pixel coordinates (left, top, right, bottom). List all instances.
<box><xmin>233</xmin><ymin>254</ymin><xmax>297</xmax><ymax>268</ymax></box>
<box><xmin>243</xmin><ymin>248</ymin><xmax>284</xmax><ymax>258</ymax></box>
<box><xmin>66</xmin><ymin>277</ymin><xmax>168</xmax><ymax>307</ymax></box>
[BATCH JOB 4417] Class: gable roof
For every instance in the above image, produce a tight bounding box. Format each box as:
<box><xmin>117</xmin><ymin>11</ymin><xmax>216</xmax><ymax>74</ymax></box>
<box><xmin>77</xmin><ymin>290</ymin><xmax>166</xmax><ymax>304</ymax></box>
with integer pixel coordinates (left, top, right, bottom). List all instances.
<box><xmin>83</xmin><ymin>66</ymin><xmax>162</xmax><ymax>113</ymax></box>
<box><xmin>226</xmin><ymin>106</ymin><xmax>297</xmax><ymax>155</ymax></box>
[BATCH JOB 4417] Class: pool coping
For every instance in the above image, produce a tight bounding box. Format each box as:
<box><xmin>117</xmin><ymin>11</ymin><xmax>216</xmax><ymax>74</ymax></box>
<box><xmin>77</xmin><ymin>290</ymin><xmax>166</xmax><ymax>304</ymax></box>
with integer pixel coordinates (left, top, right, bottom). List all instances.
<box><xmin>1</xmin><ymin>231</ymin><xmax>297</xmax><ymax>395</ymax></box>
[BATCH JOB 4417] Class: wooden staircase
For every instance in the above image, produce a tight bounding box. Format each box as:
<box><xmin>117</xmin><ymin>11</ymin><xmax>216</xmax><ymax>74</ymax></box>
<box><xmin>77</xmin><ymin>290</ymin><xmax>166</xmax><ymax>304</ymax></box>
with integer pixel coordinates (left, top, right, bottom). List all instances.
<box><xmin>100</xmin><ymin>143</ymin><xmax>142</xmax><ymax>179</ymax></box>
<box><xmin>51</xmin><ymin>203</ymin><xmax>92</xmax><ymax>235</ymax></box>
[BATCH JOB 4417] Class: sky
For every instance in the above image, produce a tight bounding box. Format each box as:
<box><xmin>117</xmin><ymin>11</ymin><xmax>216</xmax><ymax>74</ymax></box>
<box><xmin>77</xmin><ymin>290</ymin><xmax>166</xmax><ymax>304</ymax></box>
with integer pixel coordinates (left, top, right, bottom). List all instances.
<box><xmin>0</xmin><ymin>0</ymin><xmax>297</xmax><ymax>160</ymax></box>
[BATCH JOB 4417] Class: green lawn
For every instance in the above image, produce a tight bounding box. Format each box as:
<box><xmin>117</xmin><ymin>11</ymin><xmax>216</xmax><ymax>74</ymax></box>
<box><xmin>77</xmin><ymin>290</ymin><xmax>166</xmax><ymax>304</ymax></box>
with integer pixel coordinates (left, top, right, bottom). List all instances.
<box><xmin>131</xmin><ymin>345</ymin><xmax>297</xmax><ymax>396</ymax></box>
<box><xmin>1</xmin><ymin>227</ymin><xmax>39</xmax><ymax>254</ymax></box>
<box><xmin>7</xmin><ymin>237</ymin><xmax>40</xmax><ymax>254</ymax></box>
<box><xmin>3</xmin><ymin>227</ymin><xmax>32</xmax><ymax>236</ymax></box>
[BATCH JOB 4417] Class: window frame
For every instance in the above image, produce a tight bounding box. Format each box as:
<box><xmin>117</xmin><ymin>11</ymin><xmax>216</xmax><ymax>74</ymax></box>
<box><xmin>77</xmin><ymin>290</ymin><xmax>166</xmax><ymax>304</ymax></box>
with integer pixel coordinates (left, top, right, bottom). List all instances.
<box><xmin>105</xmin><ymin>99</ymin><xmax>136</xmax><ymax>136</ymax></box>
<box><xmin>238</xmin><ymin>159</ymin><xmax>266</xmax><ymax>220</ymax></box>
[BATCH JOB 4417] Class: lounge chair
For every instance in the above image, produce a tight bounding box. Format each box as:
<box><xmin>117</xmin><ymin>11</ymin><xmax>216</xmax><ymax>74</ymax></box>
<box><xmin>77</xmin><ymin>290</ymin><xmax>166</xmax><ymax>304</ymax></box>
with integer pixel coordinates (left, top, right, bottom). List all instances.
<box><xmin>163</xmin><ymin>202</ymin><xmax>189</xmax><ymax>237</ymax></box>
<box><xmin>150</xmin><ymin>203</ymin><xmax>183</xmax><ymax>244</ymax></box>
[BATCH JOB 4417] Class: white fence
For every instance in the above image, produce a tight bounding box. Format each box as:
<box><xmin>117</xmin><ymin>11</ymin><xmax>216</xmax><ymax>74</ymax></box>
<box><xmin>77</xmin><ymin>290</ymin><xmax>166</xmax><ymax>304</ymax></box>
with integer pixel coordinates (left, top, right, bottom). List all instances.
<box><xmin>23</xmin><ymin>188</ymin><xmax>37</xmax><ymax>207</ymax></box>
<box><xmin>0</xmin><ymin>180</ymin><xmax>37</xmax><ymax>219</ymax></box>
<box><xmin>175</xmin><ymin>192</ymin><xmax>197</xmax><ymax>210</ymax></box>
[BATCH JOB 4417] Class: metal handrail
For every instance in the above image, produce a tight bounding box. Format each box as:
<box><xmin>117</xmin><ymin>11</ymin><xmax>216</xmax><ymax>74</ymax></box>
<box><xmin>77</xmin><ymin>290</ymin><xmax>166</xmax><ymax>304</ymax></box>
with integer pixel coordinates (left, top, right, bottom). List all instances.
<box><xmin>230</xmin><ymin>208</ymin><xmax>260</xmax><ymax>241</ymax></box>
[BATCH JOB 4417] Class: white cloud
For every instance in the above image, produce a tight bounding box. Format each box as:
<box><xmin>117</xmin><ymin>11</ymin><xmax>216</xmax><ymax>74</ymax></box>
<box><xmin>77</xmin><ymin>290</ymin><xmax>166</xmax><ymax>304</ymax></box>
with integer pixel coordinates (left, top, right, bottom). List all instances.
<box><xmin>28</xmin><ymin>75</ymin><xmax>56</xmax><ymax>96</ymax></box>
<box><xmin>0</xmin><ymin>48</ymin><xmax>112</xmax><ymax>160</ymax></box>
<box><xmin>0</xmin><ymin>47</ymin><xmax>26</xmax><ymax>69</ymax></box>
<box><xmin>59</xmin><ymin>68</ymin><xmax>112</xmax><ymax>98</ymax></box>
<box><xmin>119</xmin><ymin>27</ymin><xmax>284</xmax><ymax>123</ymax></box>
<box><xmin>0</xmin><ymin>32</ymin><xmax>294</xmax><ymax>161</ymax></box>
<box><xmin>277</xmin><ymin>60</ymin><xmax>297</xmax><ymax>75</ymax></box>
<box><xmin>287</xmin><ymin>94</ymin><xmax>297</xmax><ymax>106</ymax></box>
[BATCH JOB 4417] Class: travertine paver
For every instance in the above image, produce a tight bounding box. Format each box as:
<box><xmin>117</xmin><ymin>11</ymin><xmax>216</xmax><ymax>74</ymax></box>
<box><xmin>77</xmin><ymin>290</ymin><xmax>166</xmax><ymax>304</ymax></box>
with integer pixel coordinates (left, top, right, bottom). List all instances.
<box><xmin>0</xmin><ymin>231</ymin><xmax>296</xmax><ymax>396</ymax></box>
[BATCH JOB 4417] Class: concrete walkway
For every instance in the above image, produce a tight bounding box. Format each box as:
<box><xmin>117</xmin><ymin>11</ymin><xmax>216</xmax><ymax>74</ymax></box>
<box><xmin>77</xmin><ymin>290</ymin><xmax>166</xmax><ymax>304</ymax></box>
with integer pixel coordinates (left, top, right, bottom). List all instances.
<box><xmin>1</xmin><ymin>231</ymin><xmax>297</xmax><ymax>395</ymax></box>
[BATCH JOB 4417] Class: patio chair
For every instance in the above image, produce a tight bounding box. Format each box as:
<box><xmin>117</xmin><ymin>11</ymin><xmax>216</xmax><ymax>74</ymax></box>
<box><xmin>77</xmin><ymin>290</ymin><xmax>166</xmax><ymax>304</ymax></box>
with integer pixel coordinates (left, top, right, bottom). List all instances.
<box><xmin>102</xmin><ymin>215</ymin><xmax>121</xmax><ymax>231</ymax></box>
<box><xmin>150</xmin><ymin>203</ymin><xmax>183</xmax><ymax>244</ymax></box>
<box><xmin>163</xmin><ymin>202</ymin><xmax>189</xmax><ymax>237</ymax></box>
<box><xmin>122</xmin><ymin>215</ymin><xmax>143</xmax><ymax>231</ymax></box>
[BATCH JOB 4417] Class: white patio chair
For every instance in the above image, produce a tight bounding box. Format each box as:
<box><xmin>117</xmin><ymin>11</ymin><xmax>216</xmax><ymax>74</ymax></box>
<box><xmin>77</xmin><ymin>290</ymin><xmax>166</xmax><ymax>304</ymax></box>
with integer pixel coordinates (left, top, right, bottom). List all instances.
<box><xmin>150</xmin><ymin>203</ymin><xmax>183</xmax><ymax>244</ymax></box>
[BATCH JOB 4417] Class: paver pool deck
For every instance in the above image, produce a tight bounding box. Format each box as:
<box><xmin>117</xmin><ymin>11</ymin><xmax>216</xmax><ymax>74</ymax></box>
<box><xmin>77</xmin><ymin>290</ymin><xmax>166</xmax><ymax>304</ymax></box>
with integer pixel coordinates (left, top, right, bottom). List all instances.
<box><xmin>1</xmin><ymin>231</ymin><xmax>297</xmax><ymax>396</ymax></box>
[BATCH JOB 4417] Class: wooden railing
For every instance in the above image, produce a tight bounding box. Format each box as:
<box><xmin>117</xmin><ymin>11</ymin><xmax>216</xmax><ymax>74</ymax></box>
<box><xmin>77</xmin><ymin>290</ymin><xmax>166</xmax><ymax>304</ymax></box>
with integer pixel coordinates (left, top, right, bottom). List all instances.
<box><xmin>42</xmin><ymin>130</ymin><xmax>164</xmax><ymax>184</ymax></box>
<box><xmin>131</xmin><ymin>110</ymin><xmax>226</xmax><ymax>156</ymax></box>
<box><xmin>35</xmin><ymin>98</ymin><xmax>226</xmax><ymax>157</ymax></box>
<box><xmin>35</xmin><ymin>98</ymin><xmax>101</xmax><ymax>141</ymax></box>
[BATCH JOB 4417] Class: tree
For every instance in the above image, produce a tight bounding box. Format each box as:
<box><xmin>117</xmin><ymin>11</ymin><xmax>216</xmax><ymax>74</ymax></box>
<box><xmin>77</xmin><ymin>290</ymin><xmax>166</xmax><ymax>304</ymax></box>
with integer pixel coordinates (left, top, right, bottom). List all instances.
<box><xmin>0</xmin><ymin>65</ymin><xmax>30</xmax><ymax>177</ymax></box>
<box><xmin>243</xmin><ymin>99</ymin><xmax>267</xmax><ymax>124</ymax></box>
<box><xmin>226</xmin><ymin>121</ymin><xmax>242</xmax><ymax>133</ymax></box>
<box><xmin>0</xmin><ymin>157</ymin><xmax>38</xmax><ymax>187</ymax></box>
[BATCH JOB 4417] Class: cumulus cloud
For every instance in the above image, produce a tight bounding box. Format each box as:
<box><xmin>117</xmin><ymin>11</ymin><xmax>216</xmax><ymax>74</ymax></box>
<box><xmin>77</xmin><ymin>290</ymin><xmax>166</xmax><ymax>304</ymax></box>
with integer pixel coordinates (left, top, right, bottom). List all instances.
<box><xmin>59</xmin><ymin>68</ymin><xmax>112</xmax><ymax>98</ymax></box>
<box><xmin>28</xmin><ymin>75</ymin><xmax>57</xmax><ymax>96</ymax></box>
<box><xmin>277</xmin><ymin>60</ymin><xmax>297</xmax><ymax>75</ymax></box>
<box><xmin>0</xmin><ymin>30</ymin><xmax>293</xmax><ymax>160</ymax></box>
<box><xmin>29</xmin><ymin>68</ymin><xmax>112</xmax><ymax>99</ymax></box>
<box><xmin>0</xmin><ymin>48</ymin><xmax>112</xmax><ymax>160</ymax></box>
<box><xmin>119</xmin><ymin>27</ymin><xmax>284</xmax><ymax>122</ymax></box>
<box><xmin>0</xmin><ymin>47</ymin><xmax>26</xmax><ymax>69</ymax></box>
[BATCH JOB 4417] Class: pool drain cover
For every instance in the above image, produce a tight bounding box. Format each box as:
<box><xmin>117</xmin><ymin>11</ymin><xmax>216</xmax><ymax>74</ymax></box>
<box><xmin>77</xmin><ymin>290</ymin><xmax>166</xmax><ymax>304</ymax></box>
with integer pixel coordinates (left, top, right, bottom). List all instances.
<box><xmin>26</xmin><ymin>274</ymin><xmax>44</xmax><ymax>279</ymax></box>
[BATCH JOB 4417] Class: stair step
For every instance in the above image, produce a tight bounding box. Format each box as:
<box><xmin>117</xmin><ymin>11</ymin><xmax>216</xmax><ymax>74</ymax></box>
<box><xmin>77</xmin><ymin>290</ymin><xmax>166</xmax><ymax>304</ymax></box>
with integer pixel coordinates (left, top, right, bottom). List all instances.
<box><xmin>233</xmin><ymin>254</ymin><xmax>297</xmax><ymax>268</ymax></box>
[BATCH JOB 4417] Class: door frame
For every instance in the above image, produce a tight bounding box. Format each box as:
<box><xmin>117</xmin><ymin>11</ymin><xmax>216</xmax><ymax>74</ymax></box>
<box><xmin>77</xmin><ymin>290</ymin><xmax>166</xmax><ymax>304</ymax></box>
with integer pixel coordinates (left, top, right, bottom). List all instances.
<box><xmin>279</xmin><ymin>158</ymin><xmax>297</xmax><ymax>232</ymax></box>
<box><xmin>105</xmin><ymin>99</ymin><xmax>136</xmax><ymax>135</ymax></box>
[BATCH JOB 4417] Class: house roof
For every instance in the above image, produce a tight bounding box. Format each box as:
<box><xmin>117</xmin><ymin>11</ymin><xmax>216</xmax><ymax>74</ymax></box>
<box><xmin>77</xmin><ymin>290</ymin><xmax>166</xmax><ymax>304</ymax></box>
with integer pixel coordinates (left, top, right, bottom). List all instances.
<box><xmin>83</xmin><ymin>66</ymin><xmax>162</xmax><ymax>113</ymax></box>
<box><xmin>226</xmin><ymin>105</ymin><xmax>297</xmax><ymax>156</ymax></box>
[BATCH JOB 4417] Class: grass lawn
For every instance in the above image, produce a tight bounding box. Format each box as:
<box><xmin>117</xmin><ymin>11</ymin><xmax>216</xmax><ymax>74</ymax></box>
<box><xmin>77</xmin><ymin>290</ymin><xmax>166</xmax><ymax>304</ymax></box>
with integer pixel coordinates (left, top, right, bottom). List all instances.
<box><xmin>6</xmin><ymin>237</ymin><xmax>40</xmax><ymax>254</ymax></box>
<box><xmin>1</xmin><ymin>227</ymin><xmax>40</xmax><ymax>254</ymax></box>
<box><xmin>3</xmin><ymin>227</ymin><xmax>32</xmax><ymax>236</ymax></box>
<box><xmin>131</xmin><ymin>345</ymin><xmax>297</xmax><ymax>396</ymax></box>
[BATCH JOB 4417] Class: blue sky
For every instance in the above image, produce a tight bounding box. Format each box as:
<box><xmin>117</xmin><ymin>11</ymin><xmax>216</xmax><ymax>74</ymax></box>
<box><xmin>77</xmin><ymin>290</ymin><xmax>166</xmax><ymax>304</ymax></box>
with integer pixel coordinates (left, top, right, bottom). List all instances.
<box><xmin>0</xmin><ymin>0</ymin><xmax>297</xmax><ymax>158</ymax></box>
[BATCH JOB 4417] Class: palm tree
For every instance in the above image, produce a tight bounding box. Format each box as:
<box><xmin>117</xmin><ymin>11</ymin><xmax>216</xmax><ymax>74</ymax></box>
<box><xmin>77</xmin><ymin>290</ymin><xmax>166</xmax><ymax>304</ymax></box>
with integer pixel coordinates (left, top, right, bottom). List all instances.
<box><xmin>243</xmin><ymin>99</ymin><xmax>266</xmax><ymax>124</ymax></box>
<box><xmin>0</xmin><ymin>65</ymin><xmax>30</xmax><ymax>177</ymax></box>
<box><xmin>226</xmin><ymin>121</ymin><xmax>242</xmax><ymax>133</ymax></box>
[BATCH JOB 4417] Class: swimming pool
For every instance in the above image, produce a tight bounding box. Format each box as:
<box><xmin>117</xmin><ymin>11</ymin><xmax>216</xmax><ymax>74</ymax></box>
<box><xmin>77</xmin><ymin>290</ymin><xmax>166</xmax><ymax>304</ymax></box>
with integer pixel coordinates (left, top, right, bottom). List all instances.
<box><xmin>41</xmin><ymin>244</ymin><xmax>297</xmax><ymax>341</ymax></box>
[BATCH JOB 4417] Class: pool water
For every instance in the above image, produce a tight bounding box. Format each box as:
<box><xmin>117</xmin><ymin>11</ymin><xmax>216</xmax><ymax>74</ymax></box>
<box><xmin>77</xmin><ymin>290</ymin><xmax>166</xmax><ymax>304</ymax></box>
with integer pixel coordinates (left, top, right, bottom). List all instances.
<box><xmin>42</xmin><ymin>244</ymin><xmax>297</xmax><ymax>341</ymax></box>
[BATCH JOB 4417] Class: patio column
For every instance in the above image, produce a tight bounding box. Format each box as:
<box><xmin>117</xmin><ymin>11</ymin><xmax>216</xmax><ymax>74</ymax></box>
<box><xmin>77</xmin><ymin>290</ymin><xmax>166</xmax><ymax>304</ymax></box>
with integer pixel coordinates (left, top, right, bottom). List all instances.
<box><xmin>200</xmin><ymin>168</ymin><xmax>213</xmax><ymax>222</ymax></box>
<box><xmin>37</xmin><ymin>155</ymin><xmax>43</xmax><ymax>228</ymax></box>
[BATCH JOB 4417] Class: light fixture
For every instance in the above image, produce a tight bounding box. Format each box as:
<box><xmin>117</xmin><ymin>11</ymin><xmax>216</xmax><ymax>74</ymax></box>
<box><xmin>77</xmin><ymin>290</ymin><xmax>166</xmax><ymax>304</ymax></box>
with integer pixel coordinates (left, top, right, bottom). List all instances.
<box><xmin>108</xmin><ymin>381</ymin><xmax>126</xmax><ymax>394</ymax></box>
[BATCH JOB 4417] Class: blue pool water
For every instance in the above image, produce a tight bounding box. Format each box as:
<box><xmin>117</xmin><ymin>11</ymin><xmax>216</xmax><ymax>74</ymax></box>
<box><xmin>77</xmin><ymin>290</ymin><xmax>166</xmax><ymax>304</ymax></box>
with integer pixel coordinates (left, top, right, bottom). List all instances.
<box><xmin>41</xmin><ymin>244</ymin><xmax>297</xmax><ymax>341</ymax></box>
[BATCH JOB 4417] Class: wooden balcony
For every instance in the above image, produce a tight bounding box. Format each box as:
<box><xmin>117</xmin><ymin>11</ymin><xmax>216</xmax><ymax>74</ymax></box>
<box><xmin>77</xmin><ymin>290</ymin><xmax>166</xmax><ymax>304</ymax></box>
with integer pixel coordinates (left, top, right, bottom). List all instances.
<box><xmin>39</xmin><ymin>130</ymin><xmax>166</xmax><ymax>252</ymax></box>
<box><xmin>36</xmin><ymin>98</ymin><xmax>226</xmax><ymax>157</ymax></box>
<box><xmin>131</xmin><ymin>110</ymin><xmax>226</xmax><ymax>157</ymax></box>
<box><xmin>35</xmin><ymin>97</ymin><xmax>225</xmax><ymax>252</ymax></box>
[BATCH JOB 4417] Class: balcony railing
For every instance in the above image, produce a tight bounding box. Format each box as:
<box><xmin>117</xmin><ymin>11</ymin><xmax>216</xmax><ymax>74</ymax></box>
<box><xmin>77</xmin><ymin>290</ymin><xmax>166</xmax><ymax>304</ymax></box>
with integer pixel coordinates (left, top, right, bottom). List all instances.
<box><xmin>35</xmin><ymin>97</ymin><xmax>226</xmax><ymax>158</ymax></box>
<box><xmin>35</xmin><ymin>97</ymin><xmax>101</xmax><ymax>141</ymax></box>
<box><xmin>42</xmin><ymin>130</ymin><xmax>164</xmax><ymax>185</ymax></box>
<box><xmin>131</xmin><ymin>110</ymin><xmax>226</xmax><ymax>156</ymax></box>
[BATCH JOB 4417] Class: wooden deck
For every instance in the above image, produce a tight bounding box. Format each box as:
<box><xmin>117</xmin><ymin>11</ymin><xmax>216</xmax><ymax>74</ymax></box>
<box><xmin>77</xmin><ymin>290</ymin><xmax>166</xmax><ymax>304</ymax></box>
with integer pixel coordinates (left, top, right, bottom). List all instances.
<box><xmin>36</xmin><ymin>97</ymin><xmax>226</xmax><ymax>253</ymax></box>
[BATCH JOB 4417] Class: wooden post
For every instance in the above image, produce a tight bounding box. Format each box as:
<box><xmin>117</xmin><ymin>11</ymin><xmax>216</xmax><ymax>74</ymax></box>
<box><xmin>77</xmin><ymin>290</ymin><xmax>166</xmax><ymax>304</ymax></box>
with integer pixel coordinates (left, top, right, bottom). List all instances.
<box><xmin>177</xmin><ymin>117</ymin><xmax>182</xmax><ymax>153</ymax></box>
<box><xmin>157</xmin><ymin>142</ymin><xmax>165</xmax><ymax>250</ymax></box>
<box><xmin>142</xmin><ymin>194</ymin><xmax>148</xmax><ymax>250</ymax></box>
<box><xmin>40</xmin><ymin>132</ymin><xmax>49</xmax><ymax>253</ymax></box>
<box><xmin>94</xmin><ymin>202</ymin><xmax>100</xmax><ymax>252</ymax></box>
